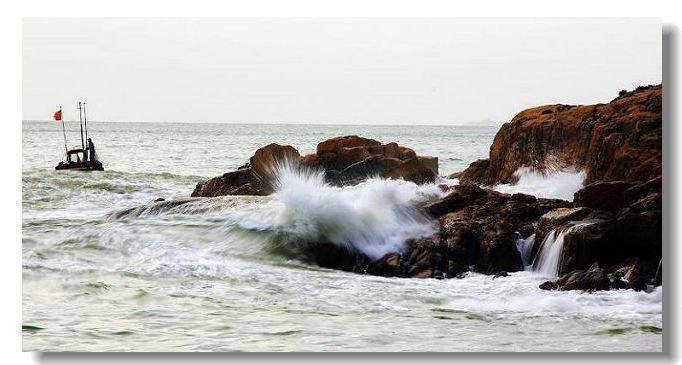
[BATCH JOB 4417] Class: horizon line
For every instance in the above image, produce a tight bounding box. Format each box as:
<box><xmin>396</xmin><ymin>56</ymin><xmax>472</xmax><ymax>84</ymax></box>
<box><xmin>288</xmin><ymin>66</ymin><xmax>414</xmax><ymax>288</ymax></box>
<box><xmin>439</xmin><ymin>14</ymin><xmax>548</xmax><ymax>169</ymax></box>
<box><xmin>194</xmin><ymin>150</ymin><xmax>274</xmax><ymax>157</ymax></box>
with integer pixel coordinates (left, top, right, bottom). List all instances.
<box><xmin>22</xmin><ymin>119</ymin><xmax>504</xmax><ymax>127</ymax></box>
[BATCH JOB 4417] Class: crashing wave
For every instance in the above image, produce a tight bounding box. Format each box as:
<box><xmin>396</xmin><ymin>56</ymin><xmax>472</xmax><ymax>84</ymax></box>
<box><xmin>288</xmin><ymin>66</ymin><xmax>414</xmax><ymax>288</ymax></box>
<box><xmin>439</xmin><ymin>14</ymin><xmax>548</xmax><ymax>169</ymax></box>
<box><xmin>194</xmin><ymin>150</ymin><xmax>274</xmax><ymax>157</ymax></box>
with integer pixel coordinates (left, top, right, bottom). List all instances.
<box><xmin>493</xmin><ymin>166</ymin><xmax>586</xmax><ymax>201</ymax></box>
<box><xmin>110</xmin><ymin>163</ymin><xmax>445</xmax><ymax>260</ymax></box>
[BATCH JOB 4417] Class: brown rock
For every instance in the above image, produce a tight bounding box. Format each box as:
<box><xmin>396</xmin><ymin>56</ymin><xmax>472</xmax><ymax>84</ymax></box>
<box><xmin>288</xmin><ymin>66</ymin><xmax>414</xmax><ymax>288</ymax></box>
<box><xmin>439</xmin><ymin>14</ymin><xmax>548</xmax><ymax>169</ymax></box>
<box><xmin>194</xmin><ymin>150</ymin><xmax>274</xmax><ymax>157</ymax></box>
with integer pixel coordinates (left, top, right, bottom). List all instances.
<box><xmin>398</xmin><ymin>146</ymin><xmax>417</xmax><ymax>160</ymax></box>
<box><xmin>459</xmin><ymin>85</ymin><xmax>662</xmax><ymax>186</ymax></box>
<box><xmin>191</xmin><ymin>143</ymin><xmax>299</xmax><ymax>197</ymax></box>
<box><xmin>417</xmin><ymin>156</ymin><xmax>439</xmax><ymax>175</ymax></box>
<box><xmin>193</xmin><ymin>136</ymin><xmax>438</xmax><ymax>197</ymax></box>
<box><xmin>316</xmin><ymin>135</ymin><xmax>382</xmax><ymax>154</ymax></box>
<box><xmin>191</xmin><ymin>168</ymin><xmax>256</xmax><ymax>197</ymax></box>
<box><xmin>249</xmin><ymin>143</ymin><xmax>301</xmax><ymax>178</ymax></box>
<box><xmin>380</xmin><ymin>157</ymin><xmax>435</xmax><ymax>185</ymax></box>
<box><xmin>383</xmin><ymin>142</ymin><xmax>400</xmax><ymax>159</ymax></box>
<box><xmin>334</xmin><ymin>146</ymin><xmax>373</xmax><ymax>171</ymax></box>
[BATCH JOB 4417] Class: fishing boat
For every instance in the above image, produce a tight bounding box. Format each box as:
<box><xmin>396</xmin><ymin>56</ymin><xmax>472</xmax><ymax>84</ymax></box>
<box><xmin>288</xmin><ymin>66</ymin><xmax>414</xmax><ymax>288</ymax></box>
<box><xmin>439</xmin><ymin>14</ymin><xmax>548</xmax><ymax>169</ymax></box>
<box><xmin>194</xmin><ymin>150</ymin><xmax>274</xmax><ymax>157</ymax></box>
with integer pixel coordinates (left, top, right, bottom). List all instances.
<box><xmin>54</xmin><ymin>102</ymin><xmax>104</xmax><ymax>171</ymax></box>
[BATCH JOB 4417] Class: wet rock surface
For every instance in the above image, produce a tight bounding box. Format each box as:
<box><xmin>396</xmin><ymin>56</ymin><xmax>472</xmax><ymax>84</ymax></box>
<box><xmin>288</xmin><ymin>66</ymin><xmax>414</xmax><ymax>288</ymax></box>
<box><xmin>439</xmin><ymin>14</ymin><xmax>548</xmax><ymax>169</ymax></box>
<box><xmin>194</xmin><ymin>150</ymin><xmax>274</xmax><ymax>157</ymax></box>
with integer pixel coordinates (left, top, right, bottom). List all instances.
<box><xmin>192</xmin><ymin>136</ymin><xmax>438</xmax><ymax>197</ymax></box>
<box><xmin>299</xmin><ymin>184</ymin><xmax>570</xmax><ymax>279</ymax></box>
<box><xmin>536</xmin><ymin>175</ymin><xmax>662</xmax><ymax>291</ymax></box>
<box><xmin>189</xmin><ymin>87</ymin><xmax>662</xmax><ymax>292</ymax></box>
<box><xmin>459</xmin><ymin>85</ymin><xmax>662</xmax><ymax>186</ymax></box>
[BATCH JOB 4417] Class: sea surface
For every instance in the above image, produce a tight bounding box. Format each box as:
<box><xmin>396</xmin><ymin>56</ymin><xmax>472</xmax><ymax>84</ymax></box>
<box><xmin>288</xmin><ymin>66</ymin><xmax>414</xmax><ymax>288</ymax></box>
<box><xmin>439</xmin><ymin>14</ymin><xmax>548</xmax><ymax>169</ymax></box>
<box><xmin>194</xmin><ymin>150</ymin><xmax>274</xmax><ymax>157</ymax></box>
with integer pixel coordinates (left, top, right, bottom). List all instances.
<box><xmin>22</xmin><ymin>121</ymin><xmax>662</xmax><ymax>351</ymax></box>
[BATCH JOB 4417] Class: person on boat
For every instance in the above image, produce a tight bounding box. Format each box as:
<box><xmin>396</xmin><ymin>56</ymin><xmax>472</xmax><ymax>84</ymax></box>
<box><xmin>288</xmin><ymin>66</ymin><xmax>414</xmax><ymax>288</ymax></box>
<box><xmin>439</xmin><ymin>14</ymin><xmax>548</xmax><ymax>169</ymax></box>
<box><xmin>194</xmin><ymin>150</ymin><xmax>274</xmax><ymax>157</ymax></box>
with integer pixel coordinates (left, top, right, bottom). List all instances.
<box><xmin>87</xmin><ymin>138</ymin><xmax>96</xmax><ymax>161</ymax></box>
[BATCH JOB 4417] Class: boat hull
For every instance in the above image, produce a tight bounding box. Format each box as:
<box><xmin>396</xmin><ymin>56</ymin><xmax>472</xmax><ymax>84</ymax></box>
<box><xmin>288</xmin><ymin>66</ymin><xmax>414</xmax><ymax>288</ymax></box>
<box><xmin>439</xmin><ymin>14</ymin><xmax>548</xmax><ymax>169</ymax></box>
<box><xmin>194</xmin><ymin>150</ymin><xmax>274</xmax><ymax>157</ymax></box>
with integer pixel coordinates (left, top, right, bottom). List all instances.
<box><xmin>55</xmin><ymin>161</ymin><xmax>104</xmax><ymax>171</ymax></box>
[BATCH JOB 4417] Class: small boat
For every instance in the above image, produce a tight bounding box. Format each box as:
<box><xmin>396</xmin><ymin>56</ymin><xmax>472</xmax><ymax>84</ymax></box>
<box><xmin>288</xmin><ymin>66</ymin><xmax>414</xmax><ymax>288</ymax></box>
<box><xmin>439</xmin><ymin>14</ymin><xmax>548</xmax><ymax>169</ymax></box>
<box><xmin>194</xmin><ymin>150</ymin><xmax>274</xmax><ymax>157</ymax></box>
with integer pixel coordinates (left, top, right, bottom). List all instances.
<box><xmin>53</xmin><ymin>101</ymin><xmax>105</xmax><ymax>171</ymax></box>
<box><xmin>56</xmin><ymin>148</ymin><xmax>104</xmax><ymax>171</ymax></box>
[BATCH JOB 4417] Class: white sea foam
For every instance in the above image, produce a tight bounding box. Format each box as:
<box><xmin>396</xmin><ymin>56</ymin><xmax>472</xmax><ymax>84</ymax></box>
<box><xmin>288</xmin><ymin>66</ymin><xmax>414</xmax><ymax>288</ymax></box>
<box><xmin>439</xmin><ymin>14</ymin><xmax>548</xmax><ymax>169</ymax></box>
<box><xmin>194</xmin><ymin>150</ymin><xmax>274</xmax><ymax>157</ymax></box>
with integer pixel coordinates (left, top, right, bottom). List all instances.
<box><xmin>493</xmin><ymin>166</ymin><xmax>586</xmax><ymax>201</ymax></box>
<box><xmin>531</xmin><ymin>223</ymin><xmax>592</xmax><ymax>277</ymax></box>
<box><xmin>515</xmin><ymin>233</ymin><xmax>535</xmax><ymax>268</ymax></box>
<box><xmin>434</xmin><ymin>271</ymin><xmax>662</xmax><ymax>322</ymax></box>
<box><xmin>264</xmin><ymin>163</ymin><xmax>445</xmax><ymax>259</ymax></box>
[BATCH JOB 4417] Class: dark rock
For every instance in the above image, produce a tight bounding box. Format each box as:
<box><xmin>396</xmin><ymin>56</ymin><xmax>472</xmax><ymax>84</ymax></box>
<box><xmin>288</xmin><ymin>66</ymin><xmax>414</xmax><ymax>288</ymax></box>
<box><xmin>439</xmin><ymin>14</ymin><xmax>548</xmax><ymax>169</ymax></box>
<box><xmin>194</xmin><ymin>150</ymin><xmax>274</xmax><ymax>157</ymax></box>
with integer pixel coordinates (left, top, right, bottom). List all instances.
<box><xmin>622</xmin><ymin>259</ymin><xmax>655</xmax><ymax>291</ymax></box>
<box><xmin>366</xmin><ymin>253</ymin><xmax>403</xmax><ymax>277</ymax></box>
<box><xmin>609</xmin><ymin>277</ymin><xmax>629</xmax><ymax>290</ymax></box>
<box><xmin>380</xmin><ymin>157</ymin><xmax>436</xmax><ymax>185</ymax></box>
<box><xmin>613</xmin><ymin>210</ymin><xmax>662</xmax><ymax>265</ymax></box>
<box><xmin>424</xmin><ymin>191</ymin><xmax>466</xmax><ymax>217</ymax></box>
<box><xmin>573</xmin><ymin>181</ymin><xmax>633</xmax><ymax>213</ymax></box>
<box><xmin>478</xmin><ymin>221</ymin><xmax>524</xmax><ymax>274</ymax></box>
<box><xmin>532</xmin><ymin>207</ymin><xmax>592</xmax><ymax>261</ymax></box>
<box><xmin>493</xmin><ymin>271</ymin><xmax>509</xmax><ymax>279</ymax></box>
<box><xmin>510</xmin><ymin>193</ymin><xmax>537</xmax><ymax>203</ymax></box>
<box><xmin>558</xmin><ymin>218</ymin><xmax>616</xmax><ymax>275</ymax></box>
<box><xmin>607</xmin><ymin>257</ymin><xmax>657</xmax><ymax>291</ymax></box>
<box><xmin>623</xmin><ymin>176</ymin><xmax>662</xmax><ymax>206</ymax></box>
<box><xmin>540</xmin><ymin>263</ymin><xmax>610</xmax><ymax>292</ymax></box>
<box><xmin>517</xmin><ymin>224</ymin><xmax>536</xmax><ymax>238</ymax></box>
<box><xmin>403</xmin><ymin>235</ymin><xmax>445</xmax><ymax>279</ymax></box>
<box><xmin>458</xmin><ymin>159</ymin><xmax>489</xmax><ymax>185</ymax></box>
<box><xmin>539</xmin><ymin>281</ymin><xmax>558</xmax><ymax>290</ymax></box>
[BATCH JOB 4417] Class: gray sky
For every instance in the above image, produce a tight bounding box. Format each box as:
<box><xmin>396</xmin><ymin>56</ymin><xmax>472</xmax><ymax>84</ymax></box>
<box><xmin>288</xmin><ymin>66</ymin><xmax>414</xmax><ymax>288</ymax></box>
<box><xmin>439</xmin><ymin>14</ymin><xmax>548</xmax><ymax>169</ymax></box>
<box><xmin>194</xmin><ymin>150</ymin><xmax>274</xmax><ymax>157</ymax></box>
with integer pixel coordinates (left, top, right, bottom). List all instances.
<box><xmin>22</xmin><ymin>18</ymin><xmax>661</xmax><ymax>125</ymax></box>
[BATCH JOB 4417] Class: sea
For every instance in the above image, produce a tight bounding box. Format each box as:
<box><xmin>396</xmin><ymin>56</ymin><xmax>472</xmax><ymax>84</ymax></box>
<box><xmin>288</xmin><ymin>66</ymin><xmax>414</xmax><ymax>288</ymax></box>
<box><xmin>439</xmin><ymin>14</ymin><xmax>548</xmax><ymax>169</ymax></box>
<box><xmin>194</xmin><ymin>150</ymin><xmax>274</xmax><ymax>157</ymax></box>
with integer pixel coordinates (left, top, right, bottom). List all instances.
<box><xmin>22</xmin><ymin>121</ymin><xmax>662</xmax><ymax>352</ymax></box>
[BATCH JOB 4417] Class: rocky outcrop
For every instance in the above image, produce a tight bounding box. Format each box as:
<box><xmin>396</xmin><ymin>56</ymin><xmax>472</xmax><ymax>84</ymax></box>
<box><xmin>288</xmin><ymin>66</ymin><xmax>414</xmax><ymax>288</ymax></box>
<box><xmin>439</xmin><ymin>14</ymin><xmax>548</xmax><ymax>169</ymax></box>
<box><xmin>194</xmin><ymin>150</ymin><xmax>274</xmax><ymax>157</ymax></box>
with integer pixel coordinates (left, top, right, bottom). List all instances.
<box><xmin>540</xmin><ymin>258</ymin><xmax>659</xmax><ymax>292</ymax></box>
<box><xmin>459</xmin><ymin>85</ymin><xmax>662</xmax><ymax>186</ymax></box>
<box><xmin>192</xmin><ymin>136</ymin><xmax>438</xmax><ymax>197</ymax></box>
<box><xmin>303</xmin><ymin>136</ymin><xmax>437</xmax><ymax>186</ymax></box>
<box><xmin>287</xmin><ymin>175</ymin><xmax>661</xmax><ymax>287</ymax></box>
<box><xmin>299</xmin><ymin>184</ymin><xmax>570</xmax><ymax>278</ymax></box>
<box><xmin>192</xmin><ymin>143</ymin><xmax>301</xmax><ymax>197</ymax></box>
<box><xmin>188</xmin><ymin>88</ymin><xmax>662</xmax><ymax>291</ymax></box>
<box><xmin>533</xmin><ymin>175</ymin><xmax>662</xmax><ymax>291</ymax></box>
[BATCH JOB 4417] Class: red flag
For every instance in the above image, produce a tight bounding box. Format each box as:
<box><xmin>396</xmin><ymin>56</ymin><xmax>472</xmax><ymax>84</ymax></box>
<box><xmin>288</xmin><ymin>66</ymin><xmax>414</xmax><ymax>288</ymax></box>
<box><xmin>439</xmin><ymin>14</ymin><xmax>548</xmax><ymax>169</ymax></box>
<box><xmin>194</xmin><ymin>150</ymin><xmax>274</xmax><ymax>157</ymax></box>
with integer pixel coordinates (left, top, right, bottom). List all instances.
<box><xmin>53</xmin><ymin>109</ymin><xmax>62</xmax><ymax>122</ymax></box>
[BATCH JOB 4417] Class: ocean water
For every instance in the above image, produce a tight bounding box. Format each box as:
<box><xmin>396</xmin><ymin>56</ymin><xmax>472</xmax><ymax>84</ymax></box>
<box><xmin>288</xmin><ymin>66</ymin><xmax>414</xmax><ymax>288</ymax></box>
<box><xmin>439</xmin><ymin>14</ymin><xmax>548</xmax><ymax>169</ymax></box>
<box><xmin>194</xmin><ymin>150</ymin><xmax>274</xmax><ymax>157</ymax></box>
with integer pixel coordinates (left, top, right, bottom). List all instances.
<box><xmin>22</xmin><ymin>121</ymin><xmax>662</xmax><ymax>352</ymax></box>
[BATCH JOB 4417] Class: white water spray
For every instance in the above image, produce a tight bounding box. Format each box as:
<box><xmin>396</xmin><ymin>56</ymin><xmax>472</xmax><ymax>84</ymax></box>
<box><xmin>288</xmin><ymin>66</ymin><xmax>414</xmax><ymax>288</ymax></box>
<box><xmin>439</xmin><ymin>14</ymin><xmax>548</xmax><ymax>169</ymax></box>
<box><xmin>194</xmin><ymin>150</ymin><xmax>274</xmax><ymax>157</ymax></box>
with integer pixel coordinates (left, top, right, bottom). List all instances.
<box><xmin>515</xmin><ymin>234</ymin><xmax>535</xmax><ymax>268</ymax></box>
<box><xmin>531</xmin><ymin>229</ymin><xmax>567</xmax><ymax>276</ymax></box>
<box><xmin>266</xmin><ymin>163</ymin><xmax>445</xmax><ymax>259</ymax></box>
<box><xmin>531</xmin><ymin>223</ymin><xmax>591</xmax><ymax>277</ymax></box>
<box><xmin>493</xmin><ymin>166</ymin><xmax>586</xmax><ymax>201</ymax></box>
<box><xmin>111</xmin><ymin>163</ymin><xmax>446</xmax><ymax>260</ymax></box>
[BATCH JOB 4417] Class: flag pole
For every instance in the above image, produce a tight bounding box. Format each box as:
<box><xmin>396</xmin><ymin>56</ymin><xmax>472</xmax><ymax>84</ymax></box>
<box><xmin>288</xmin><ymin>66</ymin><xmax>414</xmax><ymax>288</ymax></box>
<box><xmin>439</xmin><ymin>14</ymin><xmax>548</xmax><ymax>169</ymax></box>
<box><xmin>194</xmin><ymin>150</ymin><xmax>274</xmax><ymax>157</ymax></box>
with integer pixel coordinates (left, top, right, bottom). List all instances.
<box><xmin>78</xmin><ymin>101</ymin><xmax>85</xmax><ymax>150</ymax></box>
<box><xmin>83</xmin><ymin>101</ymin><xmax>88</xmax><ymax>143</ymax></box>
<box><xmin>60</xmin><ymin>106</ymin><xmax>67</xmax><ymax>154</ymax></box>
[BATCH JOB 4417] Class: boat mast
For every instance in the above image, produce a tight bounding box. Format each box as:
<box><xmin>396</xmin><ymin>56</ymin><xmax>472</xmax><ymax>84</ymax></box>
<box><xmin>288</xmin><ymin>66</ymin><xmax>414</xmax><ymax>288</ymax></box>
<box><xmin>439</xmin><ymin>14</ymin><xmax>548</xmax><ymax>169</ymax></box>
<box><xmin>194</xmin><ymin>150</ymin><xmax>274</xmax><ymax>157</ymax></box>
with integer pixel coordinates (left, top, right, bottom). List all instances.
<box><xmin>60</xmin><ymin>106</ymin><xmax>67</xmax><ymax>154</ymax></box>
<box><xmin>83</xmin><ymin>101</ymin><xmax>88</xmax><ymax>143</ymax></box>
<box><xmin>78</xmin><ymin>101</ymin><xmax>85</xmax><ymax>150</ymax></box>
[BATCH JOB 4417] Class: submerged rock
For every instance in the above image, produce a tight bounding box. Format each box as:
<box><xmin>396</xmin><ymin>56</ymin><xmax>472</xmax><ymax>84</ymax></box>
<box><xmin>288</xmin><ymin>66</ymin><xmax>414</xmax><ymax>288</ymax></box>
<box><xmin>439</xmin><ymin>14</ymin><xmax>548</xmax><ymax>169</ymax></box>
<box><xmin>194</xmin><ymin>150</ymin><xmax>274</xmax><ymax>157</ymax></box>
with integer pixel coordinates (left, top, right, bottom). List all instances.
<box><xmin>540</xmin><ymin>263</ymin><xmax>610</xmax><ymax>292</ymax></box>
